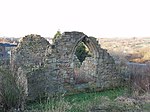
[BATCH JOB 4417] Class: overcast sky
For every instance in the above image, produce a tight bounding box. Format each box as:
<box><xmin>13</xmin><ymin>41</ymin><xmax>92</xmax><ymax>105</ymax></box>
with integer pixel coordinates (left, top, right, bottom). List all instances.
<box><xmin>0</xmin><ymin>0</ymin><xmax>150</xmax><ymax>38</ymax></box>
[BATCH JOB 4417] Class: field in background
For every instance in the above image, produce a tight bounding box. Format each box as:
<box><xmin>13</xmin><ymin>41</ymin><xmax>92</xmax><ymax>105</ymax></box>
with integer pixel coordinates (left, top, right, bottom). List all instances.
<box><xmin>98</xmin><ymin>37</ymin><xmax>150</xmax><ymax>63</ymax></box>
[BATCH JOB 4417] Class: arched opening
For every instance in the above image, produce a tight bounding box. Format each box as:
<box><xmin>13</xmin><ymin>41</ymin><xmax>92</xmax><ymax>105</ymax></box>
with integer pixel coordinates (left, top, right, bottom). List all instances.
<box><xmin>71</xmin><ymin>36</ymin><xmax>99</xmax><ymax>84</ymax></box>
<box><xmin>75</xmin><ymin>42</ymin><xmax>92</xmax><ymax>64</ymax></box>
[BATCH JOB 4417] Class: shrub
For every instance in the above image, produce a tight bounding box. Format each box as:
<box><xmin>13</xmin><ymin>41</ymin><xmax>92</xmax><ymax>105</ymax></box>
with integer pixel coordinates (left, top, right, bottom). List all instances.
<box><xmin>129</xmin><ymin>64</ymin><xmax>150</xmax><ymax>95</ymax></box>
<box><xmin>0</xmin><ymin>68</ymin><xmax>25</xmax><ymax>111</ymax></box>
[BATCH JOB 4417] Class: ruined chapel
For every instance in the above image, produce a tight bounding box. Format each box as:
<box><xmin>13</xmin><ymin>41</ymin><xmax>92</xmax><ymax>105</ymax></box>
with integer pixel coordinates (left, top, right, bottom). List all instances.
<box><xmin>11</xmin><ymin>32</ymin><xmax>120</xmax><ymax>100</ymax></box>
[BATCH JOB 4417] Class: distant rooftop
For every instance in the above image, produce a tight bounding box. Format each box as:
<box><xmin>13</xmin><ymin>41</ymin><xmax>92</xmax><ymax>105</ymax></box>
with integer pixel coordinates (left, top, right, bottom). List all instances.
<box><xmin>0</xmin><ymin>43</ymin><xmax>17</xmax><ymax>47</ymax></box>
<box><xmin>0</xmin><ymin>37</ymin><xmax>17</xmax><ymax>47</ymax></box>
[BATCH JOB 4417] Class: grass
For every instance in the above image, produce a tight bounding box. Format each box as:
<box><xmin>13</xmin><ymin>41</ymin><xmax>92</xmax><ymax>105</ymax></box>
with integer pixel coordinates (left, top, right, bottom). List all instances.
<box><xmin>0</xmin><ymin>68</ymin><xmax>24</xmax><ymax>111</ymax></box>
<box><xmin>65</xmin><ymin>87</ymin><xmax>126</xmax><ymax>103</ymax></box>
<box><xmin>142</xmin><ymin>103</ymin><xmax>150</xmax><ymax>111</ymax></box>
<box><xmin>25</xmin><ymin>87</ymin><xmax>128</xmax><ymax>112</ymax></box>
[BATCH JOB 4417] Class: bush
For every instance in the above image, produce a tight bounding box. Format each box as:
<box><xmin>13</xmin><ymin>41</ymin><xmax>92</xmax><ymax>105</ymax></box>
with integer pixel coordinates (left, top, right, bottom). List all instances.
<box><xmin>75</xmin><ymin>42</ymin><xmax>91</xmax><ymax>63</ymax></box>
<box><xmin>129</xmin><ymin>64</ymin><xmax>150</xmax><ymax>95</ymax></box>
<box><xmin>0</xmin><ymin>68</ymin><xmax>25</xmax><ymax>111</ymax></box>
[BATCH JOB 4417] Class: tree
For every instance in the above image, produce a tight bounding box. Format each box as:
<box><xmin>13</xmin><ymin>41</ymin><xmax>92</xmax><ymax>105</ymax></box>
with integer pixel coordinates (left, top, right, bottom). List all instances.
<box><xmin>52</xmin><ymin>30</ymin><xmax>61</xmax><ymax>42</ymax></box>
<box><xmin>75</xmin><ymin>42</ymin><xmax>91</xmax><ymax>63</ymax></box>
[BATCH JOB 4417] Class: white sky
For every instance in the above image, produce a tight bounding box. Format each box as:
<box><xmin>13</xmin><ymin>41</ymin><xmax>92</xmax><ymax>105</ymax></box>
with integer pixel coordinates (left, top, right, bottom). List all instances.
<box><xmin>0</xmin><ymin>0</ymin><xmax>150</xmax><ymax>38</ymax></box>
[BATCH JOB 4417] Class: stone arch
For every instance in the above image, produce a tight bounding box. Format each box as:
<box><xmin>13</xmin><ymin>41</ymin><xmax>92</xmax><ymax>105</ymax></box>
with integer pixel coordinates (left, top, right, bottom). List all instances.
<box><xmin>70</xmin><ymin>35</ymin><xmax>100</xmax><ymax>61</ymax></box>
<box><xmin>71</xmin><ymin>36</ymin><xmax>101</xmax><ymax>83</ymax></box>
<box><xmin>52</xmin><ymin>32</ymin><xmax>120</xmax><ymax>90</ymax></box>
<box><xmin>69</xmin><ymin>35</ymin><xmax>101</xmax><ymax>83</ymax></box>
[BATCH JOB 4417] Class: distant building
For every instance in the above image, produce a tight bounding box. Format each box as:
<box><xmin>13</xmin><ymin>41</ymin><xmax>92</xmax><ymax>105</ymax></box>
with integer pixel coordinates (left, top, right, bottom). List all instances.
<box><xmin>0</xmin><ymin>44</ymin><xmax>5</xmax><ymax>59</ymax></box>
<box><xmin>0</xmin><ymin>42</ymin><xmax>17</xmax><ymax>65</ymax></box>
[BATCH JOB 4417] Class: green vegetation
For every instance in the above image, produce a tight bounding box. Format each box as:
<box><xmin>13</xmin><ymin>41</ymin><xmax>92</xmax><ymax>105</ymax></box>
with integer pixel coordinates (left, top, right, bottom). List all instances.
<box><xmin>142</xmin><ymin>103</ymin><xmax>150</xmax><ymax>111</ymax></box>
<box><xmin>0</xmin><ymin>68</ymin><xmax>24</xmax><ymax>111</ymax></box>
<box><xmin>25</xmin><ymin>87</ymin><xmax>150</xmax><ymax>112</ymax></box>
<box><xmin>1</xmin><ymin>68</ymin><xmax>149</xmax><ymax>112</ymax></box>
<box><xmin>52</xmin><ymin>30</ymin><xmax>62</xmax><ymax>42</ymax></box>
<box><xmin>25</xmin><ymin>87</ymin><xmax>128</xmax><ymax>112</ymax></box>
<box><xmin>66</xmin><ymin>87</ymin><xmax>127</xmax><ymax>102</ymax></box>
<box><xmin>75</xmin><ymin>42</ymin><xmax>91</xmax><ymax>63</ymax></box>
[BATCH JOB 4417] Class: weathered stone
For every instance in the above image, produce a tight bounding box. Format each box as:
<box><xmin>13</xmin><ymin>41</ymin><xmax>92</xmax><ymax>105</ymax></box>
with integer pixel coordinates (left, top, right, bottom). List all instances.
<box><xmin>11</xmin><ymin>32</ymin><xmax>121</xmax><ymax>100</ymax></box>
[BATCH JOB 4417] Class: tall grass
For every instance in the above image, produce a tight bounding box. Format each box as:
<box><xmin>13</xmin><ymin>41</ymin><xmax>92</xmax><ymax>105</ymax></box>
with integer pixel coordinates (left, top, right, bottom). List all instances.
<box><xmin>25</xmin><ymin>87</ymin><xmax>128</xmax><ymax>112</ymax></box>
<box><xmin>129</xmin><ymin>63</ymin><xmax>150</xmax><ymax>95</ymax></box>
<box><xmin>25</xmin><ymin>87</ymin><xmax>150</xmax><ymax>112</ymax></box>
<box><xmin>0</xmin><ymin>68</ymin><xmax>24</xmax><ymax>111</ymax></box>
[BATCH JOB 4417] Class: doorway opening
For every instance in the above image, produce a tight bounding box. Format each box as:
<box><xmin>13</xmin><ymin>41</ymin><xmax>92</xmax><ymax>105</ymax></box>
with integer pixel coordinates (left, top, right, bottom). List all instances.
<box><xmin>73</xmin><ymin>40</ymin><xmax>97</xmax><ymax>84</ymax></box>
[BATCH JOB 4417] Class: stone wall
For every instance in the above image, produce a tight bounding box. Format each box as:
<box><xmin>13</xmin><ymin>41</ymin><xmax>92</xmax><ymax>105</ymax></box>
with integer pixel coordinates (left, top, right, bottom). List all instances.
<box><xmin>12</xmin><ymin>34</ymin><xmax>61</xmax><ymax>100</ymax></box>
<box><xmin>12</xmin><ymin>32</ymin><xmax>121</xmax><ymax>100</ymax></box>
<box><xmin>74</xmin><ymin>57</ymin><xmax>96</xmax><ymax>84</ymax></box>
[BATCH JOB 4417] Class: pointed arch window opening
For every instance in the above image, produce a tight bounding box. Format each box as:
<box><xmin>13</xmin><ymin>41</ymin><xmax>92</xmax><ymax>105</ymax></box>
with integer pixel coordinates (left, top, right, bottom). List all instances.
<box><xmin>73</xmin><ymin>39</ymin><xmax>97</xmax><ymax>84</ymax></box>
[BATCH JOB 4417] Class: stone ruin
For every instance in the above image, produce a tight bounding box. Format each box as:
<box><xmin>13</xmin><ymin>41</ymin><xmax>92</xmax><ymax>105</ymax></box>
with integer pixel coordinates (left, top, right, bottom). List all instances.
<box><xmin>11</xmin><ymin>32</ymin><xmax>121</xmax><ymax>100</ymax></box>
